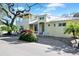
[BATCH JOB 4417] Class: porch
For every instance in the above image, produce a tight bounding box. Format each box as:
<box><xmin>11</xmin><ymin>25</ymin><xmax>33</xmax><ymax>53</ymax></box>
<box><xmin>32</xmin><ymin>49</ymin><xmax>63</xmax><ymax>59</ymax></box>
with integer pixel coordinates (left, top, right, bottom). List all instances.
<box><xmin>29</xmin><ymin>22</ymin><xmax>45</xmax><ymax>35</ymax></box>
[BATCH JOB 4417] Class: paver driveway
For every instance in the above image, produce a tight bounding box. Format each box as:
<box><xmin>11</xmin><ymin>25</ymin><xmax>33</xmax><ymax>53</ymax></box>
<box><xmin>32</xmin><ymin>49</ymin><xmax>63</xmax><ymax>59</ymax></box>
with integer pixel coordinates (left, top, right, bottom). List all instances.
<box><xmin>0</xmin><ymin>36</ymin><xmax>79</xmax><ymax>56</ymax></box>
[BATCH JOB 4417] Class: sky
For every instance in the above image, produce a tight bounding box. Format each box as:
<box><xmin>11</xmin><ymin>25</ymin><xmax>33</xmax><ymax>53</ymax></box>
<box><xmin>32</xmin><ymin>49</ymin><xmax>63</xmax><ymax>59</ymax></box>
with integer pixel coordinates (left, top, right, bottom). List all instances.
<box><xmin>14</xmin><ymin>3</ymin><xmax>79</xmax><ymax>16</ymax></box>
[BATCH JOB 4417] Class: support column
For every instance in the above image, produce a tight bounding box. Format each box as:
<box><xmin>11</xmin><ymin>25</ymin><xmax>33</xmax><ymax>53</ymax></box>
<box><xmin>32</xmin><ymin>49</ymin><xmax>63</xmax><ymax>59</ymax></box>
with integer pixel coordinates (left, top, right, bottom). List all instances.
<box><xmin>37</xmin><ymin>22</ymin><xmax>39</xmax><ymax>35</ymax></box>
<box><xmin>28</xmin><ymin>13</ymin><xmax>30</xmax><ymax>30</ymax></box>
<box><xmin>37</xmin><ymin>16</ymin><xmax>39</xmax><ymax>35</ymax></box>
<box><xmin>26</xmin><ymin>13</ymin><xmax>30</xmax><ymax>30</ymax></box>
<box><xmin>44</xmin><ymin>15</ymin><xmax>47</xmax><ymax>36</ymax></box>
<box><xmin>44</xmin><ymin>22</ymin><xmax>46</xmax><ymax>36</ymax></box>
<box><xmin>33</xmin><ymin>24</ymin><xmax>35</xmax><ymax>32</ymax></box>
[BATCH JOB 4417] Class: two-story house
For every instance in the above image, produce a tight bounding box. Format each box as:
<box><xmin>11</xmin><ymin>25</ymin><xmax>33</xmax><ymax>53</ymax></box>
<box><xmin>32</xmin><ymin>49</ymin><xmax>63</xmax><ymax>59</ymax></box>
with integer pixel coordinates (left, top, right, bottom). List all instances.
<box><xmin>16</xmin><ymin>13</ymin><xmax>79</xmax><ymax>38</ymax></box>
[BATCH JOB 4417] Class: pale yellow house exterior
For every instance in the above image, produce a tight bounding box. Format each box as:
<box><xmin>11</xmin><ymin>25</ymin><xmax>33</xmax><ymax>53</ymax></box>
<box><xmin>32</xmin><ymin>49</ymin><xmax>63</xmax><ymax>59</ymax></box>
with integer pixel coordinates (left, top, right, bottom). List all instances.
<box><xmin>16</xmin><ymin>13</ymin><xmax>79</xmax><ymax>38</ymax></box>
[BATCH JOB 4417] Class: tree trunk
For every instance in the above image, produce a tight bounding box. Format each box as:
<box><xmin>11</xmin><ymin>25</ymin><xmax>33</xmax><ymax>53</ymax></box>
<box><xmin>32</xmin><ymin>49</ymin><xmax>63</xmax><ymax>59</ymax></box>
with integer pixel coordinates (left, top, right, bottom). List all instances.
<box><xmin>7</xmin><ymin>31</ymin><xmax>12</xmax><ymax>35</ymax></box>
<box><xmin>6</xmin><ymin>15</ymin><xmax>17</xmax><ymax>35</ymax></box>
<box><xmin>72</xmin><ymin>31</ymin><xmax>77</xmax><ymax>44</ymax></box>
<box><xmin>10</xmin><ymin>15</ymin><xmax>16</xmax><ymax>27</ymax></box>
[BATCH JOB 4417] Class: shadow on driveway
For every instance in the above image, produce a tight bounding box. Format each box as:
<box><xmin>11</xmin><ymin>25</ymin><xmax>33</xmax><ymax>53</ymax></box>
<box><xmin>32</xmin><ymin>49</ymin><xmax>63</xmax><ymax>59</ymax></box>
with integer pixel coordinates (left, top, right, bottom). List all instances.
<box><xmin>37</xmin><ymin>36</ymin><xmax>79</xmax><ymax>55</ymax></box>
<box><xmin>0</xmin><ymin>36</ymin><xmax>27</xmax><ymax>44</ymax></box>
<box><xmin>0</xmin><ymin>36</ymin><xmax>79</xmax><ymax>55</ymax></box>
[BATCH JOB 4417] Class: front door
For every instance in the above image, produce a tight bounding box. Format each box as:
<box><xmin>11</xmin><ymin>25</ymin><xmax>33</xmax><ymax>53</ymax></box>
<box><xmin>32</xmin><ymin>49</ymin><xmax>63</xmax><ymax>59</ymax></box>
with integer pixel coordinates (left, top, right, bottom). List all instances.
<box><xmin>39</xmin><ymin>22</ymin><xmax>44</xmax><ymax>34</ymax></box>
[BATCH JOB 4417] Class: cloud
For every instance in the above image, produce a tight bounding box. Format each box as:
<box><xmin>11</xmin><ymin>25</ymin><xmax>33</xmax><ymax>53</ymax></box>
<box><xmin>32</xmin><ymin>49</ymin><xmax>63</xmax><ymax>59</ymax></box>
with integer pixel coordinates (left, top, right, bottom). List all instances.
<box><xmin>14</xmin><ymin>7</ymin><xmax>24</xmax><ymax>11</ymax></box>
<box><xmin>42</xmin><ymin>3</ymin><xmax>64</xmax><ymax>15</ymax></box>
<box><xmin>43</xmin><ymin>7</ymin><xmax>56</xmax><ymax>13</ymax></box>
<box><xmin>47</xmin><ymin>3</ymin><xmax>64</xmax><ymax>8</ymax></box>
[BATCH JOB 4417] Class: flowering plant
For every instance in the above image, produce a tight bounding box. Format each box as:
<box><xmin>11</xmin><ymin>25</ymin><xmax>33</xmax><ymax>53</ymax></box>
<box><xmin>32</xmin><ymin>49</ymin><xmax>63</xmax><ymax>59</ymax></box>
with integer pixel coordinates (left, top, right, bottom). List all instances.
<box><xmin>19</xmin><ymin>29</ymin><xmax>37</xmax><ymax>42</ymax></box>
<box><xmin>20</xmin><ymin>30</ymin><xmax>32</xmax><ymax>34</ymax></box>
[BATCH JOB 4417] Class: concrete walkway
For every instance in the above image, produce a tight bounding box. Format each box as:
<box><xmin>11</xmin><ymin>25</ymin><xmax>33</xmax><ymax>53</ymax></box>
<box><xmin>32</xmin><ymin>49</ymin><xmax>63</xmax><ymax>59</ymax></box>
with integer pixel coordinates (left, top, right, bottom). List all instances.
<box><xmin>0</xmin><ymin>36</ymin><xmax>79</xmax><ymax>56</ymax></box>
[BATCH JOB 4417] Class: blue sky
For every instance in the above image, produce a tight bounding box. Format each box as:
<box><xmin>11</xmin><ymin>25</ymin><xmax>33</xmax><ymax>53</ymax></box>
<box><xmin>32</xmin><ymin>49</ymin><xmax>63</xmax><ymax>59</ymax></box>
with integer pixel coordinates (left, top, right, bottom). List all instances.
<box><xmin>14</xmin><ymin>3</ymin><xmax>79</xmax><ymax>16</ymax></box>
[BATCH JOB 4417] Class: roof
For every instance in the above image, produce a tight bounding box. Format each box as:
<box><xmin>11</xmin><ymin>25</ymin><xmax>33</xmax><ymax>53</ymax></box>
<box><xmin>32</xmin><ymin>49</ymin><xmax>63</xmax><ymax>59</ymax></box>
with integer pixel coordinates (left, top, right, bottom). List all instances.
<box><xmin>29</xmin><ymin>19</ymin><xmax>38</xmax><ymax>24</ymax></box>
<box><xmin>46</xmin><ymin>16</ymin><xmax>79</xmax><ymax>22</ymax></box>
<box><xmin>28</xmin><ymin>14</ymin><xmax>79</xmax><ymax>24</ymax></box>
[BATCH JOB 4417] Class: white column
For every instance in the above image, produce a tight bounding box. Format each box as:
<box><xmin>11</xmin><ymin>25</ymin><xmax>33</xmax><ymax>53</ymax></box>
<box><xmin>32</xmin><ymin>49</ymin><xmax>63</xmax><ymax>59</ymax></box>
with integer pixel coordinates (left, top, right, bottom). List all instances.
<box><xmin>44</xmin><ymin>22</ymin><xmax>46</xmax><ymax>36</ymax></box>
<box><xmin>28</xmin><ymin>13</ymin><xmax>30</xmax><ymax>30</ymax></box>
<box><xmin>27</xmin><ymin>13</ymin><xmax>30</xmax><ymax>30</ymax></box>
<box><xmin>37</xmin><ymin>16</ymin><xmax>39</xmax><ymax>35</ymax></box>
<box><xmin>44</xmin><ymin>15</ymin><xmax>47</xmax><ymax>36</ymax></box>
<box><xmin>38</xmin><ymin>23</ymin><xmax>39</xmax><ymax>35</ymax></box>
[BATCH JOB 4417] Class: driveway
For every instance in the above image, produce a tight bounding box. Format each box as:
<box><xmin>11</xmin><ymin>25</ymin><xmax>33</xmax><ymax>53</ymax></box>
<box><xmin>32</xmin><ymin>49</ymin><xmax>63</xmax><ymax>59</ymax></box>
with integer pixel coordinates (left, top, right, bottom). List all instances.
<box><xmin>0</xmin><ymin>36</ymin><xmax>79</xmax><ymax>56</ymax></box>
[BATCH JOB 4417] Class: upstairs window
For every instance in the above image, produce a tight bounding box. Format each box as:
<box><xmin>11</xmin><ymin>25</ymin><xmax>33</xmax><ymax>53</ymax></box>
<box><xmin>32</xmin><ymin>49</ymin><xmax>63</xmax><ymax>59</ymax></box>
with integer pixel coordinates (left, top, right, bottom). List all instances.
<box><xmin>39</xmin><ymin>16</ymin><xmax>44</xmax><ymax>20</ymax></box>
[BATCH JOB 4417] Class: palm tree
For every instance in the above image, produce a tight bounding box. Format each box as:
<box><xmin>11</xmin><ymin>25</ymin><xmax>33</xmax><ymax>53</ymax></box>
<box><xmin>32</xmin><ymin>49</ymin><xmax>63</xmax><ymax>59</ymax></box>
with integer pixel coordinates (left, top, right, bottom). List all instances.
<box><xmin>64</xmin><ymin>22</ymin><xmax>79</xmax><ymax>44</ymax></box>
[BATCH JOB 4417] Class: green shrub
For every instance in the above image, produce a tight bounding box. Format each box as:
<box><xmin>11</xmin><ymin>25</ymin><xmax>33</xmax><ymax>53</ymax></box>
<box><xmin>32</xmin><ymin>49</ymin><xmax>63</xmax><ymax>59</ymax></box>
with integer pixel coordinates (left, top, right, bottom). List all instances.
<box><xmin>19</xmin><ymin>30</ymin><xmax>37</xmax><ymax>42</ymax></box>
<box><xmin>0</xmin><ymin>25</ymin><xmax>19</xmax><ymax>33</ymax></box>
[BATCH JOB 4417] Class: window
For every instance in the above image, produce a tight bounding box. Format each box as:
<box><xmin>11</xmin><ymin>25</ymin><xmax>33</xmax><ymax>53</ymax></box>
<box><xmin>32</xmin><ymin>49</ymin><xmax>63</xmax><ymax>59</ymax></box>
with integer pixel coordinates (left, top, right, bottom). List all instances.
<box><xmin>48</xmin><ymin>24</ymin><xmax>50</xmax><ymax>26</ymax></box>
<box><xmin>58</xmin><ymin>23</ymin><xmax>66</xmax><ymax>26</ymax></box>
<box><xmin>59</xmin><ymin>23</ymin><xmax>62</xmax><ymax>26</ymax></box>
<box><xmin>63</xmin><ymin>23</ymin><xmax>66</xmax><ymax>26</ymax></box>
<box><xmin>39</xmin><ymin>16</ymin><xmax>44</xmax><ymax>20</ymax></box>
<box><xmin>54</xmin><ymin>24</ymin><xmax>56</xmax><ymax>27</ymax></box>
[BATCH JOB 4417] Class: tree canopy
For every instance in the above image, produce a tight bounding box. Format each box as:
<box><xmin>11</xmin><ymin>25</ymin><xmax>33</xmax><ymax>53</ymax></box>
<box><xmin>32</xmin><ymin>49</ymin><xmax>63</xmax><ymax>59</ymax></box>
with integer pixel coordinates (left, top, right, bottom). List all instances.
<box><xmin>0</xmin><ymin>3</ymin><xmax>41</xmax><ymax>35</ymax></box>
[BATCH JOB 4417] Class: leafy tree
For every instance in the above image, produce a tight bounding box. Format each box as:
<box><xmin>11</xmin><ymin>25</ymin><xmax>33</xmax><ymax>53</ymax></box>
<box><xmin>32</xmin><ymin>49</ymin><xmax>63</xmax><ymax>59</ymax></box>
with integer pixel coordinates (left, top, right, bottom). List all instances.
<box><xmin>73</xmin><ymin>12</ymin><xmax>79</xmax><ymax>17</ymax></box>
<box><xmin>64</xmin><ymin>22</ymin><xmax>79</xmax><ymax>43</ymax></box>
<box><xmin>0</xmin><ymin>25</ymin><xmax>18</xmax><ymax>34</ymax></box>
<box><xmin>0</xmin><ymin>3</ymin><xmax>40</xmax><ymax>35</ymax></box>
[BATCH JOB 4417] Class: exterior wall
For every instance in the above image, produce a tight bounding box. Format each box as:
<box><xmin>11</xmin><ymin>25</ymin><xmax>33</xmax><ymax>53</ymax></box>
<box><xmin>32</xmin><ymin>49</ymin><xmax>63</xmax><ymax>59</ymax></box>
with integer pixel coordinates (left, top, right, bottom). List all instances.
<box><xmin>23</xmin><ymin>16</ymin><xmax>30</xmax><ymax>29</ymax></box>
<box><xmin>16</xmin><ymin>14</ymin><xmax>38</xmax><ymax>30</ymax></box>
<box><xmin>44</xmin><ymin>20</ymin><xmax>79</xmax><ymax>38</ymax></box>
<box><xmin>29</xmin><ymin>24</ymin><xmax>34</xmax><ymax>31</ymax></box>
<box><xmin>16</xmin><ymin>17</ymin><xmax>29</xmax><ymax>29</ymax></box>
